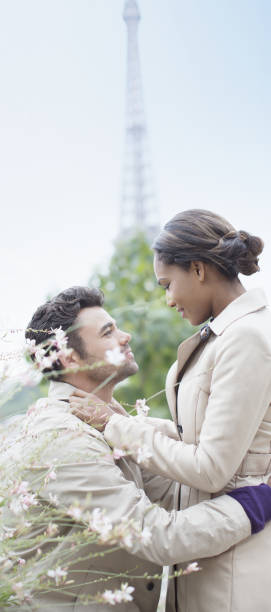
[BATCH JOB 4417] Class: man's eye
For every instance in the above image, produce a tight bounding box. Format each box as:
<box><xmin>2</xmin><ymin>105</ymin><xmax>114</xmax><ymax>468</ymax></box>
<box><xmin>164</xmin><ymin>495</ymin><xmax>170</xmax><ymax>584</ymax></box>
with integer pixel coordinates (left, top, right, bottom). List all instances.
<box><xmin>104</xmin><ymin>329</ymin><xmax>113</xmax><ymax>336</ymax></box>
<box><xmin>162</xmin><ymin>284</ymin><xmax>170</xmax><ymax>291</ymax></box>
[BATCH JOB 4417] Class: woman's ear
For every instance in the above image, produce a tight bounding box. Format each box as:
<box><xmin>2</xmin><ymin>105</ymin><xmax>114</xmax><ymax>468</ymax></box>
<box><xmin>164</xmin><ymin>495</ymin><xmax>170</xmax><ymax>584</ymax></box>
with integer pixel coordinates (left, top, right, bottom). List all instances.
<box><xmin>191</xmin><ymin>261</ymin><xmax>205</xmax><ymax>282</ymax></box>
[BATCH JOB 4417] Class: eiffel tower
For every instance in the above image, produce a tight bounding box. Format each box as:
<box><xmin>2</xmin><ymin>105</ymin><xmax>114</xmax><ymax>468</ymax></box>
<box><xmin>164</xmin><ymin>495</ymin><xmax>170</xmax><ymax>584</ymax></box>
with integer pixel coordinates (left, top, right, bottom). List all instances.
<box><xmin>120</xmin><ymin>0</ymin><xmax>160</xmax><ymax>241</ymax></box>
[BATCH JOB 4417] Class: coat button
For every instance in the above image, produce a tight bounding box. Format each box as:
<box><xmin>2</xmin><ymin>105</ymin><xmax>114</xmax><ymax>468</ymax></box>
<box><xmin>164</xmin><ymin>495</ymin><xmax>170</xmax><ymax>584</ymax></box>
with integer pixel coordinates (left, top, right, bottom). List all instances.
<box><xmin>146</xmin><ymin>581</ymin><xmax>154</xmax><ymax>591</ymax></box>
<box><xmin>200</xmin><ymin>324</ymin><xmax>211</xmax><ymax>340</ymax></box>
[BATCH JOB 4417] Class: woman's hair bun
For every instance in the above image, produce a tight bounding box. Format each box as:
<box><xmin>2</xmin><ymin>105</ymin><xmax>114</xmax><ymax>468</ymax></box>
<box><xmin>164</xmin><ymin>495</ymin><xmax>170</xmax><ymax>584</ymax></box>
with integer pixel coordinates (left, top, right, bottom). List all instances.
<box><xmin>223</xmin><ymin>230</ymin><xmax>264</xmax><ymax>276</ymax></box>
<box><xmin>153</xmin><ymin>209</ymin><xmax>264</xmax><ymax>279</ymax></box>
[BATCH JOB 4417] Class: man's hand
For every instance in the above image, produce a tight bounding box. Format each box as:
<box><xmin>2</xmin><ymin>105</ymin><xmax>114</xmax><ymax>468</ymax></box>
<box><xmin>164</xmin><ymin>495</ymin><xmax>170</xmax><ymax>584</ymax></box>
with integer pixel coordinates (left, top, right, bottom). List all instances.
<box><xmin>69</xmin><ymin>389</ymin><xmax>127</xmax><ymax>431</ymax></box>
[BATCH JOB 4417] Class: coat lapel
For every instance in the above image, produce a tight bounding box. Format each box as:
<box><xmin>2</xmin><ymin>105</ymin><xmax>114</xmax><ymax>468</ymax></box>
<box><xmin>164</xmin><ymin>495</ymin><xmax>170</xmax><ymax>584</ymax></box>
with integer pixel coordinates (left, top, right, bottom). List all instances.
<box><xmin>165</xmin><ymin>361</ymin><xmax>178</xmax><ymax>423</ymax></box>
<box><xmin>177</xmin><ymin>330</ymin><xmax>202</xmax><ymax>374</ymax></box>
<box><xmin>166</xmin><ymin>331</ymin><xmax>202</xmax><ymax>422</ymax></box>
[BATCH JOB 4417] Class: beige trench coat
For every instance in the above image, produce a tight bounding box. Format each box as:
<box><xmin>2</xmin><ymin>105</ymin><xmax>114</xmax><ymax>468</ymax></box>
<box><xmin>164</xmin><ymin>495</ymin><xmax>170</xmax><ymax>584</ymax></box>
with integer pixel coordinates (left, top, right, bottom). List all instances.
<box><xmin>3</xmin><ymin>382</ymin><xmax>251</xmax><ymax>611</ymax></box>
<box><xmin>105</xmin><ymin>288</ymin><xmax>271</xmax><ymax>612</ymax></box>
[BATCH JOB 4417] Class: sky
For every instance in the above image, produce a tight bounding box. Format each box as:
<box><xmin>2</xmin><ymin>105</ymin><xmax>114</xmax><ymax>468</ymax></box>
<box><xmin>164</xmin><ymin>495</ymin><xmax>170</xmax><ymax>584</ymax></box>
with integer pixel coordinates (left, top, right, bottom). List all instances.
<box><xmin>0</xmin><ymin>0</ymin><xmax>271</xmax><ymax>333</ymax></box>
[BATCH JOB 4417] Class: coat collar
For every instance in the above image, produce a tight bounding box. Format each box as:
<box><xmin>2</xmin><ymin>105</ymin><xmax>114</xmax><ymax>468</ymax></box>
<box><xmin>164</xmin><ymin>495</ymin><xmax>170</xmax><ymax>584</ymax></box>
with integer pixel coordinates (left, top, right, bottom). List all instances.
<box><xmin>166</xmin><ymin>288</ymin><xmax>268</xmax><ymax>421</ymax></box>
<box><xmin>175</xmin><ymin>288</ymin><xmax>268</xmax><ymax>370</ymax></box>
<box><xmin>46</xmin><ymin>382</ymin><xmax>108</xmax><ymax>442</ymax></box>
<box><xmin>209</xmin><ymin>288</ymin><xmax>267</xmax><ymax>336</ymax></box>
<box><xmin>48</xmin><ymin>381</ymin><xmax>123</xmax><ymax>412</ymax></box>
<box><xmin>48</xmin><ymin>381</ymin><xmax>76</xmax><ymax>401</ymax></box>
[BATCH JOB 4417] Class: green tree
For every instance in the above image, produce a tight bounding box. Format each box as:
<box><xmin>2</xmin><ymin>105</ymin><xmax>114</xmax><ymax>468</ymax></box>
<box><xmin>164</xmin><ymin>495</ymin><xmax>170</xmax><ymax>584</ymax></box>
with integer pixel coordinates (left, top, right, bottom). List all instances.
<box><xmin>89</xmin><ymin>231</ymin><xmax>196</xmax><ymax>418</ymax></box>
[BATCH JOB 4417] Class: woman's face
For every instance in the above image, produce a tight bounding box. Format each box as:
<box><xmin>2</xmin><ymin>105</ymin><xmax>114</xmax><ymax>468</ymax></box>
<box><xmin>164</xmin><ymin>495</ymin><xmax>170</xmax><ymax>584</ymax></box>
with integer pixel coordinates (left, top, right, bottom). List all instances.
<box><xmin>153</xmin><ymin>253</ymin><xmax>212</xmax><ymax>326</ymax></box>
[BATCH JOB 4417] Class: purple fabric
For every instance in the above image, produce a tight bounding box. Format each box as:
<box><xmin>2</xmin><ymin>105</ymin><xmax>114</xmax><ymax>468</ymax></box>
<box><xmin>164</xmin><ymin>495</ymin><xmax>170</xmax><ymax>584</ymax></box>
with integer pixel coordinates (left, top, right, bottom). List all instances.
<box><xmin>228</xmin><ymin>483</ymin><xmax>271</xmax><ymax>534</ymax></box>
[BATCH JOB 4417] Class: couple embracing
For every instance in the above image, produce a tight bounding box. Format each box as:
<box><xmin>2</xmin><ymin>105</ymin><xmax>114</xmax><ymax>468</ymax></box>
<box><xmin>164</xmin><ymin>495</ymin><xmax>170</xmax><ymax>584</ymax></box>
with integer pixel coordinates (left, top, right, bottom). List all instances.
<box><xmin>8</xmin><ymin>209</ymin><xmax>271</xmax><ymax>611</ymax></box>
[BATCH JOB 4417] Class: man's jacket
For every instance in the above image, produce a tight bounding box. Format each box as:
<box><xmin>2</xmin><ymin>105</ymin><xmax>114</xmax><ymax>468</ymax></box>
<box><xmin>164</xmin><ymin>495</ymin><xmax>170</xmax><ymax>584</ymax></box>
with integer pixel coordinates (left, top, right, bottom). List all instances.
<box><xmin>2</xmin><ymin>381</ymin><xmax>250</xmax><ymax>611</ymax></box>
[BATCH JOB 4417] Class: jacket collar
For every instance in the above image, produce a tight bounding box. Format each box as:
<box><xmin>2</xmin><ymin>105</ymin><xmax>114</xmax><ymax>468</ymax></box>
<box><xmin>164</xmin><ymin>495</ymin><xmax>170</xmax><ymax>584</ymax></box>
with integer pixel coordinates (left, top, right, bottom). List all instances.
<box><xmin>166</xmin><ymin>288</ymin><xmax>267</xmax><ymax>420</ymax></box>
<box><xmin>48</xmin><ymin>381</ymin><xmax>123</xmax><ymax>412</ymax></box>
<box><xmin>45</xmin><ymin>382</ymin><xmax>105</xmax><ymax>442</ymax></box>
<box><xmin>209</xmin><ymin>288</ymin><xmax>267</xmax><ymax>336</ymax></box>
<box><xmin>48</xmin><ymin>381</ymin><xmax>76</xmax><ymax>401</ymax></box>
<box><xmin>176</xmin><ymin>289</ymin><xmax>268</xmax><ymax>373</ymax></box>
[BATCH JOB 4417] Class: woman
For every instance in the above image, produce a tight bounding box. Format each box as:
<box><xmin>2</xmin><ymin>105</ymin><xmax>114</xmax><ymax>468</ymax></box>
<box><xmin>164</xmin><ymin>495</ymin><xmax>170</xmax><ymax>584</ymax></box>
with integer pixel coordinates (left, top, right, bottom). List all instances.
<box><xmin>72</xmin><ymin>210</ymin><xmax>271</xmax><ymax>612</ymax></box>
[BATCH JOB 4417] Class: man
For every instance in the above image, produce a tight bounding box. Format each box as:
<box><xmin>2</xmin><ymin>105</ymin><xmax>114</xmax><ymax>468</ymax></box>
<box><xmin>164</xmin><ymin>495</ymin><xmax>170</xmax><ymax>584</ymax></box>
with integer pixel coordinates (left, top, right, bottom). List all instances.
<box><xmin>9</xmin><ymin>285</ymin><xmax>270</xmax><ymax>611</ymax></box>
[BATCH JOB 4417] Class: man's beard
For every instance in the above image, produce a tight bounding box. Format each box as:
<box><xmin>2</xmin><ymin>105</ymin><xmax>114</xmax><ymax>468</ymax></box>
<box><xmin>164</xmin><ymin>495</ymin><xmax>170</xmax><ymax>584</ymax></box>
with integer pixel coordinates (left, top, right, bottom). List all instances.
<box><xmin>83</xmin><ymin>354</ymin><xmax>138</xmax><ymax>385</ymax></box>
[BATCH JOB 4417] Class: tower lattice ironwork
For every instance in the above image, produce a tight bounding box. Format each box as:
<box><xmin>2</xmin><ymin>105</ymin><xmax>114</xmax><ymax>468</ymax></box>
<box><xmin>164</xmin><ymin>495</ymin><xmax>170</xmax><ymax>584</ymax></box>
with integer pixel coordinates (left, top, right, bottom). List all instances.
<box><xmin>120</xmin><ymin>0</ymin><xmax>159</xmax><ymax>240</ymax></box>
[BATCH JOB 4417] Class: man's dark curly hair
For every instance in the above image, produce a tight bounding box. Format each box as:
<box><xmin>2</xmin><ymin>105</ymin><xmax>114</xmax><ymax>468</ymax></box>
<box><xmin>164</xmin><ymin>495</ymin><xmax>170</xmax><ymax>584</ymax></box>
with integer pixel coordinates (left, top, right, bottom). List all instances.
<box><xmin>25</xmin><ymin>286</ymin><xmax>104</xmax><ymax>377</ymax></box>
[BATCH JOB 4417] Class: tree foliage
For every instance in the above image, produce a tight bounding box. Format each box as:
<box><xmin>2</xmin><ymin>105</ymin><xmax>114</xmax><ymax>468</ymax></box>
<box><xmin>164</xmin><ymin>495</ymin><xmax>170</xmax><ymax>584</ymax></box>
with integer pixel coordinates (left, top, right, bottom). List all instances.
<box><xmin>89</xmin><ymin>232</ymin><xmax>196</xmax><ymax>418</ymax></box>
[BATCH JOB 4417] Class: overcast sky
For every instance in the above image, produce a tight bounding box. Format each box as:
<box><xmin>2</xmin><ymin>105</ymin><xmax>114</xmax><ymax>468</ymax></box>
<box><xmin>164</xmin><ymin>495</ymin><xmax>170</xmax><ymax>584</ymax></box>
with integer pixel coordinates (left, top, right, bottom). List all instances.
<box><xmin>1</xmin><ymin>0</ymin><xmax>271</xmax><ymax>334</ymax></box>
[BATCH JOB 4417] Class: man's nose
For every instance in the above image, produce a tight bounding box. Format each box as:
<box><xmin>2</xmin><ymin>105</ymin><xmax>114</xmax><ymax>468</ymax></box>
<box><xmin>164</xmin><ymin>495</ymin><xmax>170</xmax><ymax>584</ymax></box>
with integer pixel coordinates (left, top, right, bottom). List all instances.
<box><xmin>119</xmin><ymin>329</ymin><xmax>131</xmax><ymax>344</ymax></box>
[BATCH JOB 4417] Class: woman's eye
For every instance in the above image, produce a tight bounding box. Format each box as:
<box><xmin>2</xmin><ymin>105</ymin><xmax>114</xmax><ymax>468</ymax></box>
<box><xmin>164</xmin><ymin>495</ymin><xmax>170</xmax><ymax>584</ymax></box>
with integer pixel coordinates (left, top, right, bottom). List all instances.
<box><xmin>163</xmin><ymin>284</ymin><xmax>170</xmax><ymax>291</ymax></box>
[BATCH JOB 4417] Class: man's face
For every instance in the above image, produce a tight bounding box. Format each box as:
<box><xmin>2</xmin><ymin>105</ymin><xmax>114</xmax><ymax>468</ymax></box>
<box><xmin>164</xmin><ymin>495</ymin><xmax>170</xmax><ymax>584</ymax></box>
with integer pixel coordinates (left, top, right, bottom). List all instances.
<box><xmin>74</xmin><ymin>306</ymin><xmax>139</xmax><ymax>383</ymax></box>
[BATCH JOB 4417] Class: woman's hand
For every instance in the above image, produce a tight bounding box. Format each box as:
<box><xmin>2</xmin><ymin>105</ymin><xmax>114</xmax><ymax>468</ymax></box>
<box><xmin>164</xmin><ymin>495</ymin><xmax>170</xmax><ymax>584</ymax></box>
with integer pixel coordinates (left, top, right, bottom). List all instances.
<box><xmin>69</xmin><ymin>389</ymin><xmax>114</xmax><ymax>431</ymax></box>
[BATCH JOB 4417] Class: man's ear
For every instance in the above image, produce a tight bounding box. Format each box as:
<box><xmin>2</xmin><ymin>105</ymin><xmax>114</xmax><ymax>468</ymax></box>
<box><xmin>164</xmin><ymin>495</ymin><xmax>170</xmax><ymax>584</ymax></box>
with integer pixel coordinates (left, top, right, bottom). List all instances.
<box><xmin>191</xmin><ymin>261</ymin><xmax>205</xmax><ymax>282</ymax></box>
<box><xmin>59</xmin><ymin>348</ymin><xmax>81</xmax><ymax>371</ymax></box>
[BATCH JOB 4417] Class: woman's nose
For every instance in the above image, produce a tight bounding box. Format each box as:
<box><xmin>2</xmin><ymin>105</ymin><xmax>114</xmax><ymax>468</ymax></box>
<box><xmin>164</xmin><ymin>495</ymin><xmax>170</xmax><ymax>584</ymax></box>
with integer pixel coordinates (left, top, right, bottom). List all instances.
<box><xmin>166</xmin><ymin>292</ymin><xmax>176</xmax><ymax>308</ymax></box>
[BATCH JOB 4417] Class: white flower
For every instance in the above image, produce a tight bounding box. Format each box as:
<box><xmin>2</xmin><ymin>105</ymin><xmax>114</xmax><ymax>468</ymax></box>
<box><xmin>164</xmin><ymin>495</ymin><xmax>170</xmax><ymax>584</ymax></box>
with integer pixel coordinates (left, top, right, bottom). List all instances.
<box><xmin>48</xmin><ymin>468</ymin><xmax>57</xmax><ymax>480</ymax></box>
<box><xmin>183</xmin><ymin>561</ymin><xmax>201</xmax><ymax>575</ymax></box>
<box><xmin>122</xmin><ymin>532</ymin><xmax>133</xmax><ymax>548</ymax></box>
<box><xmin>47</xmin><ymin>566</ymin><xmax>68</xmax><ymax>586</ymax></box>
<box><xmin>25</xmin><ymin>338</ymin><xmax>36</xmax><ymax>355</ymax></box>
<box><xmin>119</xmin><ymin>583</ymin><xmax>135</xmax><ymax>602</ymax></box>
<box><xmin>101</xmin><ymin>583</ymin><xmax>134</xmax><ymax>606</ymax></box>
<box><xmin>10</xmin><ymin>482</ymin><xmax>38</xmax><ymax>513</ymax></box>
<box><xmin>12</xmin><ymin>481</ymin><xmax>29</xmax><ymax>496</ymax></box>
<box><xmin>25</xmin><ymin>329</ymin><xmax>69</xmax><ymax>375</ymax></box>
<box><xmin>51</xmin><ymin>326</ymin><xmax>68</xmax><ymax>351</ymax></box>
<box><xmin>34</xmin><ymin>347</ymin><xmax>46</xmax><ymax>365</ymax></box>
<box><xmin>11</xmin><ymin>581</ymin><xmax>31</xmax><ymax>602</ymax></box>
<box><xmin>48</xmin><ymin>492</ymin><xmax>59</xmax><ymax>506</ymax></box>
<box><xmin>0</xmin><ymin>527</ymin><xmax>16</xmax><ymax>541</ymax></box>
<box><xmin>22</xmin><ymin>493</ymin><xmax>38</xmax><ymax>509</ymax></box>
<box><xmin>112</xmin><ymin>448</ymin><xmax>127</xmax><ymax>460</ymax></box>
<box><xmin>44</xmin><ymin>468</ymin><xmax>57</xmax><ymax>485</ymax></box>
<box><xmin>135</xmin><ymin>398</ymin><xmax>150</xmax><ymax>416</ymax></box>
<box><xmin>113</xmin><ymin>518</ymin><xmax>140</xmax><ymax>549</ymax></box>
<box><xmin>36</xmin><ymin>350</ymin><xmax>62</xmax><ymax>371</ymax></box>
<box><xmin>105</xmin><ymin>347</ymin><xmax>125</xmax><ymax>366</ymax></box>
<box><xmin>102</xmin><ymin>589</ymin><xmax>117</xmax><ymax>605</ymax></box>
<box><xmin>67</xmin><ymin>505</ymin><xmax>83</xmax><ymax>521</ymax></box>
<box><xmin>136</xmin><ymin>445</ymin><xmax>152</xmax><ymax>464</ymax></box>
<box><xmin>38</xmin><ymin>356</ymin><xmax>53</xmax><ymax>370</ymax></box>
<box><xmin>140</xmin><ymin>526</ymin><xmax>152</xmax><ymax>545</ymax></box>
<box><xmin>46</xmin><ymin>523</ymin><xmax>59</xmax><ymax>537</ymax></box>
<box><xmin>88</xmin><ymin>508</ymin><xmax>112</xmax><ymax>541</ymax></box>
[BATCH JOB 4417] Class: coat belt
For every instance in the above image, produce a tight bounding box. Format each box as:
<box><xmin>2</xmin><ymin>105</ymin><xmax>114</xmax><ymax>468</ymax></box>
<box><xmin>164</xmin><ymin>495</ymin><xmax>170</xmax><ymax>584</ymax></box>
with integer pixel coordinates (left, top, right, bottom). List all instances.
<box><xmin>237</xmin><ymin>453</ymin><xmax>271</xmax><ymax>476</ymax></box>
